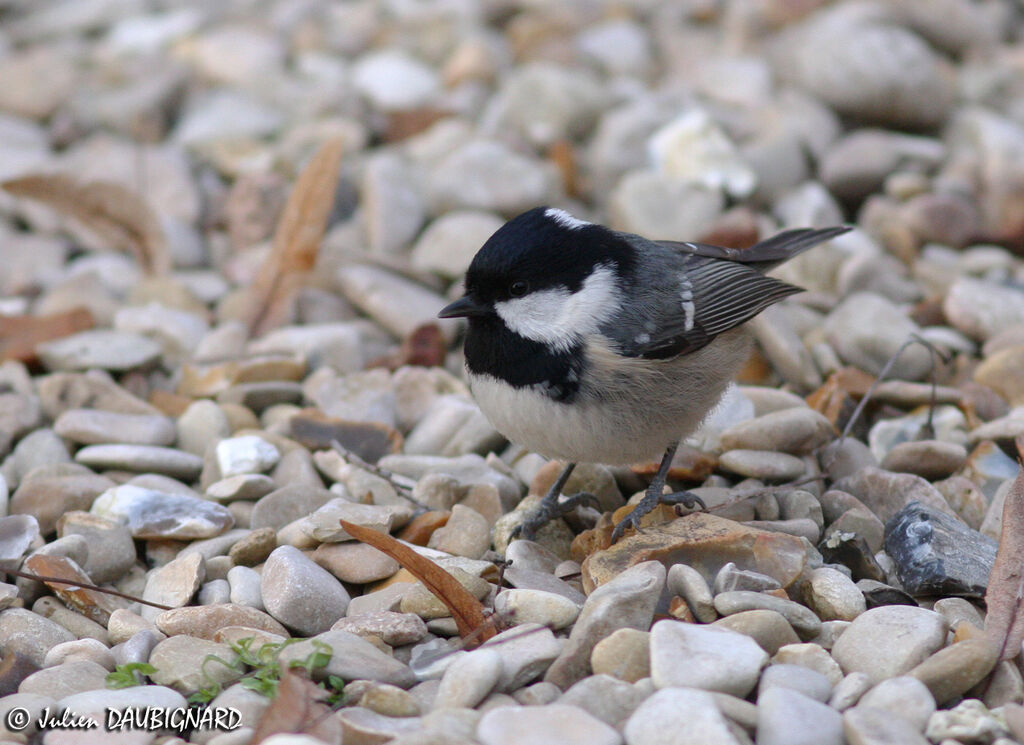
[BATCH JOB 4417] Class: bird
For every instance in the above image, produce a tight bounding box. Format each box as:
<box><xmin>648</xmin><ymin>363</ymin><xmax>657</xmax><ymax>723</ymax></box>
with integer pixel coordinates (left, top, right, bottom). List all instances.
<box><xmin>439</xmin><ymin>206</ymin><xmax>849</xmax><ymax>543</ymax></box>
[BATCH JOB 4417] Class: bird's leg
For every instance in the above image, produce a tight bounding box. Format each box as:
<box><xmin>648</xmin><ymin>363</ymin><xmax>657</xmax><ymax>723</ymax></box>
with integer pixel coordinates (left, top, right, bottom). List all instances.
<box><xmin>610</xmin><ymin>441</ymin><xmax>706</xmax><ymax>544</ymax></box>
<box><xmin>512</xmin><ymin>462</ymin><xmax>600</xmax><ymax>541</ymax></box>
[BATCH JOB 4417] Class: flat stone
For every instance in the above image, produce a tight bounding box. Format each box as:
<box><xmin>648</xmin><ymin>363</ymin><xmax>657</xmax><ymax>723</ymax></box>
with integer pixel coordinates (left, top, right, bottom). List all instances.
<box><xmin>54</xmin><ymin>408</ymin><xmax>176</xmax><ymax>447</ymax></box>
<box><xmin>92</xmin><ymin>484</ymin><xmax>233</xmax><ymax>539</ymax></box>
<box><xmin>831</xmin><ymin>605</ymin><xmax>948</xmax><ymax>684</ymax></box>
<box><xmin>261</xmin><ymin>545</ymin><xmax>350</xmax><ymax>635</ymax></box>
<box><xmin>804</xmin><ymin>567</ymin><xmax>866</xmax><ymax>622</ymax></box>
<box><xmin>545</xmin><ymin>561</ymin><xmax>664</xmax><ymax>689</ymax></box>
<box><xmin>771</xmin><ymin>643</ymin><xmax>845</xmax><ymax>686</ymax></box>
<box><xmin>590</xmin><ymin>628</ymin><xmax>650</xmax><ymax>683</ymax></box>
<box><xmin>37</xmin><ymin>330</ymin><xmax>162</xmax><ymax>372</ymax></box>
<box><xmin>18</xmin><ymin>659</ymin><xmax>109</xmax><ymax>699</ymax></box>
<box><xmin>835</xmin><ymin>467</ymin><xmax>960</xmax><ymax>525</ymax></box>
<box><xmin>332</xmin><ymin>611</ymin><xmax>428</xmax><ymax>647</ymax></box>
<box><xmin>581</xmin><ymin>513</ymin><xmax>807</xmax><ymax>593</ymax></box>
<box><xmin>719</xmin><ymin>407</ymin><xmax>834</xmax><ymax>454</ymax></box>
<box><xmin>476</xmin><ymin>703</ymin><xmax>621</xmax><ymax>745</ymax></box>
<box><xmin>493</xmin><ymin>589</ymin><xmax>580</xmax><ymax>631</ymax></box>
<box><xmin>482</xmin><ymin>622</ymin><xmax>564</xmax><ymax>692</ymax></box>
<box><xmin>713</xmin><ymin>562</ymin><xmax>782</xmax><ymax>595</ymax></box>
<box><xmin>830</xmin><ymin>672</ymin><xmax>873</xmax><ymax>711</ymax></box>
<box><xmin>884</xmin><ymin>500</ymin><xmax>996</xmax><ymax>598</ymax></box>
<box><xmin>650</xmin><ymin>619</ymin><xmax>768</xmax><ymax>696</ymax></box>
<box><xmin>757</xmin><ymin>686</ymin><xmax>843</xmax><ymax>745</ymax></box>
<box><xmin>433</xmin><ymin>647</ymin><xmax>502</xmax><ymax>709</ymax></box>
<box><xmin>427</xmin><ymin>504</ymin><xmax>490</xmax><ymax>559</ymax></box>
<box><xmin>880</xmin><ymin>440</ymin><xmax>968</xmax><ymax>481</ymax></box>
<box><xmin>719</xmin><ymin>450</ymin><xmax>806</xmax><ymax>482</ymax></box>
<box><xmin>176</xmin><ymin>399</ymin><xmax>232</xmax><ymax>457</ymax></box>
<box><xmin>714</xmin><ymin>591</ymin><xmax>822</xmax><ymax>639</ymax></box>
<box><xmin>141</xmin><ymin>552</ymin><xmax>205</xmax><ymax>621</ymax></box>
<box><xmin>908</xmin><ymin>637</ymin><xmax>999</xmax><ymax>705</ymax></box>
<box><xmin>278</xmin><ymin>629</ymin><xmax>416</xmax><ymax>687</ymax></box>
<box><xmin>623</xmin><ymin>686</ymin><xmax>741</xmax><ymax>745</ymax></box>
<box><xmin>944</xmin><ymin>277</ymin><xmax>1024</xmax><ymax>342</ymax></box>
<box><xmin>149</xmin><ymin>635</ymin><xmax>239</xmax><ymax>692</ymax></box>
<box><xmin>0</xmin><ymin>608</ymin><xmax>75</xmax><ymax>667</ymax></box>
<box><xmin>712</xmin><ymin>610</ymin><xmax>801</xmax><ymax>656</ymax></box>
<box><xmin>206</xmin><ymin>474</ymin><xmax>277</xmax><ymax>502</ymax></box>
<box><xmin>759</xmin><ymin>663</ymin><xmax>833</xmax><ymax>702</ymax></box>
<box><xmin>155</xmin><ymin>603</ymin><xmax>288</xmax><ymax>639</ymax></box>
<box><xmin>227</xmin><ymin>527</ymin><xmax>277</xmax><ymax>567</ymax></box>
<box><xmin>56</xmin><ymin>512</ymin><xmax>136</xmax><ymax>583</ymax></box>
<box><xmin>226</xmin><ymin>565</ymin><xmax>263</xmax><ymax>610</ymax></box>
<box><xmin>249</xmin><ymin>484</ymin><xmax>334</xmax><ymax>531</ymax></box>
<box><xmin>311</xmin><ymin>540</ymin><xmax>399</xmax><ymax>584</ymax></box>
<box><xmin>843</xmin><ymin>705</ymin><xmax>930</xmax><ymax>745</ymax></box>
<box><xmin>857</xmin><ymin>676</ymin><xmax>936</xmax><ymax>731</ymax></box>
<box><xmin>215</xmin><ymin>435</ymin><xmax>281</xmax><ymax>478</ymax></box>
<box><xmin>76</xmin><ymin>445</ymin><xmax>203</xmax><ymax>481</ymax></box>
<box><xmin>37</xmin><ymin>370</ymin><xmax>161</xmax><ymax>420</ymax></box>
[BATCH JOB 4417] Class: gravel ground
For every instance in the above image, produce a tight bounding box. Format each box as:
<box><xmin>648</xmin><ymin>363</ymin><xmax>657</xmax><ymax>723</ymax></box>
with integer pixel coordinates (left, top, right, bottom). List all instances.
<box><xmin>0</xmin><ymin>1</ymin><xmax>1023</xmax><ymax>744</ymax></box>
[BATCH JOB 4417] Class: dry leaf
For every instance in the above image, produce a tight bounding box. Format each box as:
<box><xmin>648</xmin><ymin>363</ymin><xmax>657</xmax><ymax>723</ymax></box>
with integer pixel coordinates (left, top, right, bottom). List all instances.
<box><xmin>339</xmin><ymin>518</ymin><xmax>499</xmax><ymax>646</ymax></box>
<box><xmin>984</xmin><ymin>437</ymin><xmax>1024</xmax><ymax>661</ymax></box>
<box><xmin>2</xmin><ymin>173</ymin><xmax>169</xmax><ymax>276</ymax></box>
<box><xmin>251</xmin><ymin>668</ymin><xmax>342</xmax><ymax>744</ymax></box>
<box><xmin>369</xmin><ymin>323</ymin><xmax>447</xmax><ymax>370</ymax></box>
<box><xmin>244</xmin><ymin>138</ymin><xmax>345</xmax><ymax>337</ymax></box>
<box><xmin>0</xmin><ymin>307</ymin><xmax>94</xmax><ymax>364</ymax></box>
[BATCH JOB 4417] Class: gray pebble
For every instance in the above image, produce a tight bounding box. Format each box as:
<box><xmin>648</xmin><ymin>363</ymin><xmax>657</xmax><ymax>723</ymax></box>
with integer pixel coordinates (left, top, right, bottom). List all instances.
<box><xmin>624</xmin><ymin>687</ymin><xmax>740</xmax><ymax>745</ymax></box>
<box><xmin>650</xmin><ymin>619</ymin><xmax>767</xmax><ymax>697</ymax></box>
<box><xmin>76</xmin><ymin>444</ymin><xmax>203</xmax><ymax>481</ymax></box>
<box><xmin>477</xmin><ymin>703</ymin><xmax>620</xmax><ymax>745</ymax></box>
<box><xmin>261</xmin><ymin>545</ymin><xmax>350</xmax><ymax>636</ymax></box>
<box><xmin>757</xmin><ymin>686</ymin><xmax>843</xmax><ymax>745</ymax></box>
<box><xmin>831</xmin><ymin>606</ymin><xmax>948</xmax><ymax>684</ymax></box>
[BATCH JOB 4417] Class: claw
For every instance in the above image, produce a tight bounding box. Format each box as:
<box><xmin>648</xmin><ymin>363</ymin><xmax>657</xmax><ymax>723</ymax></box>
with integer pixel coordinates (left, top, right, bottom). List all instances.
<box><xmin>610</xmin><ymin>489</ymin><xmax>706</xmax><ymax>544</ymax></box>
<box><xmin>514</xmin><ymin>491</ymin><xmax>599</xmax><ymax>541</ymax></box>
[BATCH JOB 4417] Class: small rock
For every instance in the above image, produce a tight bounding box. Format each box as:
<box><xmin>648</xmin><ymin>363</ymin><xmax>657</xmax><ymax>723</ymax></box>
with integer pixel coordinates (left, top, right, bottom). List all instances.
<box><xmin>545</xmin><ymin>561</ymin><xmax>664</xmax><ymax>689</ymax></box>
<box><xmin>759</xmin><ymin>663</ymin><xmax>833</xmax><ymax>702</ymax></box>
<box><xmin>493</xmin><ymin>589</ymin><xmax>580</xmax><ymax>631</ymax></box>
<box><xmin>590</xmin><ymin>628</ymin><xmax>650</xmax><ymax>683</ymax></box>
<box><xmin>650</xmin><ymin>619</ymin><xmax>768</xmax><ymax>696</ymax></box>
<box><xmin>332</xmin><ymin>611</ymin><xmax>428</xmax><ymax>647</ymax></box>
<box><xmin>831</xmin><ymin>605</ymin><xmax>948</xmax><ymax>684</ymax></box>
<box><xmin>53</xmin><ymin>409</ymin><xmax>176</xmax><ymax>446</ymax></box>
<box><xmin>858</xmin><ymin>676</ymin><xmax>936</xmax><ymax>731</ymax></box>
<box><xmin>427</xmin><ymin>504</ymin><xmax>490</xmax><ymax>559</ymax></box>
<box><xmin>215</xmin><ymin>436</ymin><xmax>281</xmax><ymax>478</ymax></box>
<box><xmin>880</xmin><ymin>441</ymin><xmax>968</xmax><ymax>480</ymax></box>
<box><xmin>92</xmin><ymin>484</ymin><xmax>233</xmax><ymax>539</ymax></box>
<box><xmin>718</xmin><ymin>450</ymin><xmax>806</xmax><ymax>482</ymax></box>
<box><xmin>278</xmin><ymin>630</ymin><xmax>416</xmax><ymax>688</ymax></box>
<box><xmin>476</xmin><ymin>703</ymin><xmax>621</xmax><ymax>745</ymax></box>
<box><xmin>433</xmin><ymin>648</ymin><xmax>502</xmax><ymax>709</ymax></box>
<box><xmin>805</xmin><ymin>567</ymin><xmax>867</xmax><ymax>622</ymax></box>
<box><xmin>76</xmin><ymin>444</ymin><xmax>203</xmax><ymax>481</ymax></box>
<box><xmin>312</xmin><ymin>541</ymin><xmax>400</xmax><ymax>584</ymax></box>
<box><xmin>261</xmin><ymin>545</ymin><xmax>350</xmax><ymax>636</ymax></box>
<box><xmin>712</xmin><ymin>610</ymin><xmax>801</xmax><ymax>656</ymax></box>
<box><xmin>908</xmin><ymin>637</ymin><xmax>999</xmax><ymax>705</ymax></box>
<box><xmin>18</xmin><ymin>659</ymin><xmax>109</xmax><ymax>699</ymax></box>
<box><xmin>713</xmin><ymin>563</ymin><xmax>781</xmax><ymax>595</ymax></box>
<box><xmin>624</xmin><ymin>687</ymin><xmax>741</xmax><ymax>745</ymax></box>
<box><xmin>925</xmin><ymin>699</ymin><xmax>1008</xmax><ymax>743</ymax></box>
<box><xmin>149</xmin><ymin>635</ymin><xmax>238</xmax><ymax>691</ymax></box>
<box><xmin>482</xmin><ymin>623</ymin><xmax>564</xmax><ymax>692</ymax></box>
<box><xmin>36</xmin><ymin>330</ymin><xmax>162</xmax><ymax>372</ymax></box>
<box><xmin>719</xmin><ymin>408</ymin><xmax>834</xmax><ymax>454</ymax></box>
<box><xmin>843</xmin><ymin>705</ymin><xmax>930</xmax><ymax>745</ymax></box>
<box><xmin>155</xmin><ymin>604</ymin><xmax>288</xmax><ymax>639</ymax></box>
<box><xmin>884</xmin><ymin>501</ymin><xmax>996</xmax><ymax>597</ymax></box>
<box><xmin>141</xmin><ymin>552</ymin><xmax>205</xmax><ymax>621</ymax></box>
<box><xmin>757</xmin><ymin>686</ymin><xmax>844</xmax><ymax>745</ymax></box>
<box><xmin>667</xmin><ymin>563</ymin><xmax>716</xmax><ymax>622</ymax></box>
<box><xmin>714</xmin><ymin>591</ymin><xmax>822</xmax><ymax>639</ymax></box>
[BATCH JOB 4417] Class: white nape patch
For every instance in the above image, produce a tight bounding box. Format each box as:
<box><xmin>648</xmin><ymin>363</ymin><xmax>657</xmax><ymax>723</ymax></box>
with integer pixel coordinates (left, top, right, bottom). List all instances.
<box><xmin>545</xmin><ymin>207</ymin><xmax>590</xmax><ymax>230</ymax></box>
<box><xmin>680</xmin><ymin>275</ymin><xmax>695</xmax><ymax>332</ymax></box>
<box><xmin>494</xmin><ymin>264</ymin><xmax>619</xmax><ymax>352</ymax></box>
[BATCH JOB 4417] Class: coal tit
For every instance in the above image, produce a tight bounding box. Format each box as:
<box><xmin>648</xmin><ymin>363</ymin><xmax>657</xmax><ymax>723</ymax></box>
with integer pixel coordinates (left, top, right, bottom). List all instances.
<box><xmin>439</xmin><ymin>207</ymin><xmax>849</xmax><ymax>542</ymax></box>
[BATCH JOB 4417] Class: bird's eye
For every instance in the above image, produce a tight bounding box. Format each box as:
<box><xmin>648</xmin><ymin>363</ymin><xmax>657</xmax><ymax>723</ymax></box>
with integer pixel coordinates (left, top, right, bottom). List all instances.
<box><xmin>509</xmin><ymin>280</ymin><xmax>529</xmax><ymax>297</ymax></box>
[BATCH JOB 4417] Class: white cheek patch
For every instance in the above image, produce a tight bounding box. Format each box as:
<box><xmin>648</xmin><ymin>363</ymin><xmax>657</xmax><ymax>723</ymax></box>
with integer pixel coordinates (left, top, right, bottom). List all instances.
<box><xmin>495</xmin><ymin>264</ymin><xmax>619</xmax><ymax>351</ymax></box>
<box><xmin>545</xmin><ymin>208</ymin><xmax>590</xmax><ymax>230</ymax></box>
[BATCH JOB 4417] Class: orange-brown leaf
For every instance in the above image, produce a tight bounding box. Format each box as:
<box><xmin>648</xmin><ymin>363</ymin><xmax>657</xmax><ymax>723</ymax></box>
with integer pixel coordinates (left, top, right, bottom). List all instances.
<box><xmin>245</xmin><ymin>138</ymin><xmax>345</xmax><ymax>337</ymax></box>
<box><xmin>985</xmin><ymin>436</ymin><xmax>1024</xmax><ymax>661</ymax></box>
<box><xmin>2</xmin><ymin>173</ymin><xmax>169</xmax><ymax>276</ymax></box>
<box><xmin>339</xmin><ymin>518</ymin><xmax>498</xmax><ymax>646</ymax></box>
<box><xmin>251</xmin><ymin>668</ymin><xmax>342</xmax><ymax>744</ymax></box>
<box><xmin>0</xmin><ymin>307</ymin><xmax>94</xmax><ymax>364</ymax></box>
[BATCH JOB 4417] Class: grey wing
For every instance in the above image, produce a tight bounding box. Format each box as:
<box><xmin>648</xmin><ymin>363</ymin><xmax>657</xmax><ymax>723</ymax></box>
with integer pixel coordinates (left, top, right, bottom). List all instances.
<box><xmin>657</xmin><ymin>226</ymin><xmax>851</xmax><ymax>272</ymax></box>
<box><xmin>607</xmin><ymin>253</ymin><xmax>803</xmax><ymax>360</ymax></box>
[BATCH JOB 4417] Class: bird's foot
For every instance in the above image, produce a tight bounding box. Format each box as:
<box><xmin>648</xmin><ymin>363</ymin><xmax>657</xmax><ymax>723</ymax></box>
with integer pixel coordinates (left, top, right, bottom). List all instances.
<box><xmin>610</xmin><ymin>488</ymin><xmax>706</xmax><ymax>544</ymax></box>
<box><xmin>512</xmin><ymin>491</ymin><xmax>600</xmax><ymax>541</ymax></box>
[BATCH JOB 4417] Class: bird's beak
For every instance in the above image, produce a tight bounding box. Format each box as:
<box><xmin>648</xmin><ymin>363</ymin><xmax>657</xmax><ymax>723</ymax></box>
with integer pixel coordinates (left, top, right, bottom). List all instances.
<box><xmin>438</xmin><ymin>295</ymin><xmax>489</xmax><ymax>319</ymax></box>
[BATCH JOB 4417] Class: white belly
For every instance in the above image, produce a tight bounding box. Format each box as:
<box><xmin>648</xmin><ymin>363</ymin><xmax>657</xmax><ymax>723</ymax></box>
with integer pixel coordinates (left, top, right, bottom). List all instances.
<box><xmin>468</xmin><ymin>329</ymin><xmax>752</xmax><ymax>465</ymax></box>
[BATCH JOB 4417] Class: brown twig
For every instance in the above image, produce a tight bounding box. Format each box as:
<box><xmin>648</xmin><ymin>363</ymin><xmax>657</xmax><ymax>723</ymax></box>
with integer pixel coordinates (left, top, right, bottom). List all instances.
<box><xmin>3</xmin><ymin>567</ymin><xmax>173</xmax><ymax>610</ymax></box>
